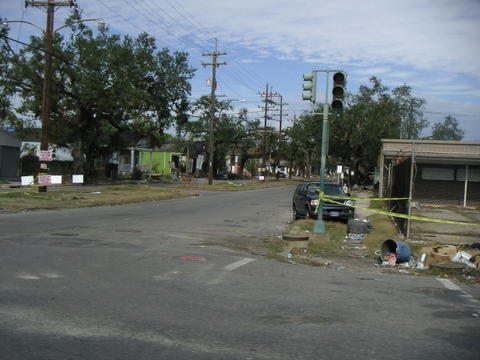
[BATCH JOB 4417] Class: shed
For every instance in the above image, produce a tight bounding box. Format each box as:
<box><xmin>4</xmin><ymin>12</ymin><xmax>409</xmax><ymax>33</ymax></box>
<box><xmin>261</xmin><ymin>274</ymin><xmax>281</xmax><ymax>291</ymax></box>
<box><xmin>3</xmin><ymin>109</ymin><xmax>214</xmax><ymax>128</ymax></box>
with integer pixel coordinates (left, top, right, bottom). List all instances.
<box><xmin>379</xmin><ymin>139</ymin><xmax>480</xmax><ymax>240</ymax></box>
<box><xmin>379</xmin><ymin>139</ymin><xmax>480</xmax><ymax>206</ymax></box>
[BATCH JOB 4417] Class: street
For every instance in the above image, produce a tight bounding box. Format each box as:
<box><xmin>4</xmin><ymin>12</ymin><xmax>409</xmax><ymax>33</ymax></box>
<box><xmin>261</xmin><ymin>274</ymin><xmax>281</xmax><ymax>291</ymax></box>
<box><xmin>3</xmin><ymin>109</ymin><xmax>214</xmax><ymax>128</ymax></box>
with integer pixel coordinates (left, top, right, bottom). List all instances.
<box><xmin>1</xmin><ymin>185</ymin><xmax>479</xmax><ymax>360</ymax></box>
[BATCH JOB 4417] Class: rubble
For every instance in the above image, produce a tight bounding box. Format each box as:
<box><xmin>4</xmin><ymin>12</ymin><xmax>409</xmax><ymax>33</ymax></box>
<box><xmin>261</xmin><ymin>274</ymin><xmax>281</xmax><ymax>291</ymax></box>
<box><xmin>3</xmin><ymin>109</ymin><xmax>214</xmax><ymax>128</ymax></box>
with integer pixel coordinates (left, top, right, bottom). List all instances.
<box><xmin>416</xmin><ymin>245</ymin><xmax>480</xmax><ymax>270</ymax></box>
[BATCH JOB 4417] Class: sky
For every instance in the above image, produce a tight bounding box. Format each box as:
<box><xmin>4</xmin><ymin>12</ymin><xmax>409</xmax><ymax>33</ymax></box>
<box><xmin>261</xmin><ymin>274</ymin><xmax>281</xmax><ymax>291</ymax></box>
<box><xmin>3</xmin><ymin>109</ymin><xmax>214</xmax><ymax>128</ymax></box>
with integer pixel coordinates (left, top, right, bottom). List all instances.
<box><xmin>2</xmin><ymin>0</ymin><xmax>480</xmax><ymax>140</ymax></box>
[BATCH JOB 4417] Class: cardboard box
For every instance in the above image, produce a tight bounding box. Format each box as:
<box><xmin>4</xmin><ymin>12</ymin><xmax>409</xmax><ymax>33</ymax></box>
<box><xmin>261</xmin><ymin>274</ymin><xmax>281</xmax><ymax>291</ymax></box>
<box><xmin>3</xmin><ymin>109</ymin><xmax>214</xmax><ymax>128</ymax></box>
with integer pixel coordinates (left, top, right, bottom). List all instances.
<box><xmin>419</xmin><ymin>246</ymin><xmax>457</xmax><ymax>268</ymax></box>
<box><xmin>433</xmin><ymin>245</ymin><xmax>458</xmax><ymax>257</ymax></box>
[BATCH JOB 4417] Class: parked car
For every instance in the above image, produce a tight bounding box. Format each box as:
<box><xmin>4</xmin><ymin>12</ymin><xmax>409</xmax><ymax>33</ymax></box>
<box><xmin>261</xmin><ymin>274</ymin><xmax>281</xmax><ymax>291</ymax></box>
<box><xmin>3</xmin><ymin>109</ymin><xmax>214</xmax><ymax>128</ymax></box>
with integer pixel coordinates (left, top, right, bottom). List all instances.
<box><xmin>292</xmin><ymin>181</ymin><xmax>354</xmax><ymax>221</ymax></box>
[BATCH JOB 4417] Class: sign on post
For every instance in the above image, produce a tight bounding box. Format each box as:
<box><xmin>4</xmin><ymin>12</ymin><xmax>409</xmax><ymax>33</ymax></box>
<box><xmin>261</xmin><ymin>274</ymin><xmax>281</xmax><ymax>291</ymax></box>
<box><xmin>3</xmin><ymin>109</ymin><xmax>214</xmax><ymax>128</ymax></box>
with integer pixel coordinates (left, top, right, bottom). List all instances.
<box><xmin>38</xmin><ymin>150</ymin><xmax>53</xmax><ymax>162</ymax></box>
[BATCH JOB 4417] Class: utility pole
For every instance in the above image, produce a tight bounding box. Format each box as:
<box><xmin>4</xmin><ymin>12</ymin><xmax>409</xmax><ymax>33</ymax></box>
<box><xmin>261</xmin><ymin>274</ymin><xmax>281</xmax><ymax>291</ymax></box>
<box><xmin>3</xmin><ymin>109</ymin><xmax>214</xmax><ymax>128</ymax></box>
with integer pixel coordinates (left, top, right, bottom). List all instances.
<box><xmin>202</xmin><ymin>39</ymin><xmax>226</xmax><ymax>185</ymax></box>
<box><xmin>263</xmin><ymin>84</ymin><xmax>269</xmax><ymax>172</ymax></box>
<box><xmin>258</xmin><ymin>85</ymin><xmax>286</xmax><ymax>177</ymax></box>
<box><xmin>27</xmin><ymin>0</ymin><xmax>73</xmax><ymax>192</ymax></box>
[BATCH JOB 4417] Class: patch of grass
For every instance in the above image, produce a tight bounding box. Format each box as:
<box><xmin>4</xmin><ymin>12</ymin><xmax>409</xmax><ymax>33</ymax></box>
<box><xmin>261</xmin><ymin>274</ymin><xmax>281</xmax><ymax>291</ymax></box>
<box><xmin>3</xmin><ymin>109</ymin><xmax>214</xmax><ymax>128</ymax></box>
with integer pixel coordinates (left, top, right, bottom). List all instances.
<box><xmin>284</xmin><ymin>219</ymin><xmax>313</xmax><ymax>233</ymax></box>
<box><xmin>282</xmin><ymin>219</ymin><xmax>349</xmax><ymax>257</ymax></box>
<box><xmin>263</xmin><ymin>237</ymin><xmax>288</xmax><ymax>262</ymax></box>
<box><xmin>309</xmin><ymin>220</ymin><xmax>349</xmax><ymax>256</ymax></box>
<box><xmin>0</xmin><ymin>185</ymin><xmax>193</xmax><ymax>211</ymax></box>
<box><xmin>0</xmin><ymin>191</ymin><xmax>26</xmax><ymax>199</ymax></box>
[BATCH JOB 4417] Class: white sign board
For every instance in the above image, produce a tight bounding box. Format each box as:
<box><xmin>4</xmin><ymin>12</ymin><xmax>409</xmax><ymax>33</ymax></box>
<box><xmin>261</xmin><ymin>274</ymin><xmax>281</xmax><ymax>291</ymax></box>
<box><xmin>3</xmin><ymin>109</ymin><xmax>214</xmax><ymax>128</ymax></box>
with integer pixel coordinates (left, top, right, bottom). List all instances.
<box><xmin>196</xmin><ymin>155</ymin><xmax>204</xmax><ymax>170</ymax></box>
<box><xmin>336</xmin><ymin>165</ymin><xmax>343</xmax><ymax>174</ymax></box>
<box><xmin>50</xmin><ymin>175</ymin><xmax>62</xmax><ymax>184</ymax></box>
<box><xmin>21</xmin><ymin>176</ymin><xmax>34</xmax><ymax>186</ymax></box>
<box><xmin>72</xmin><ymin>175</ymin><xmax>84</xmax><ymax>184</ymax></box>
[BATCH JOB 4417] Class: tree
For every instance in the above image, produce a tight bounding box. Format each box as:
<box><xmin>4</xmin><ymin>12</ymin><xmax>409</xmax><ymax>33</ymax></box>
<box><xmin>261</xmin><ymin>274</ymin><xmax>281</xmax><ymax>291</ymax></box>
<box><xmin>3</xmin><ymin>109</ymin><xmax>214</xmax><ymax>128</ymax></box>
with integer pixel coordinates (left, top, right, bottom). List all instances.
<box><xmin>177</xmin><ymin>96</ymin><xmax>260</xmax><ymax>175</ymax></box>
<box><xmin>0</xmin><ymin>10</ymin><xmax>195</xmax><ymax>180</ymax></box>
<box><xmin>392</xmin><ymin>84</ymin><xmax>428</xmax><ymax>139</ymax></box>
<box><xmin>431</xmin><ymin>115</ymin><xmax>465</xmax><ymax>140</ymax></box>
<box><xmin>285</xmin><ymin>110</ymin><xmax>323</xmax><ymax>177</ymax></box>
<box><xmin>328</xmin><ymin>77</ymin><xmax>427</xmax><ymax>184</ymax></box>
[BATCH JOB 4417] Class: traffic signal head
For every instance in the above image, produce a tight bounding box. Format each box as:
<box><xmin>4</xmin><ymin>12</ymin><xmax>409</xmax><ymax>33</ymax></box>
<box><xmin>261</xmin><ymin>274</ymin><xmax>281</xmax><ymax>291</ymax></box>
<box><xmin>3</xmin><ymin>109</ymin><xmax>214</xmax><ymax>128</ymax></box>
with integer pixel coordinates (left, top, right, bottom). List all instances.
<box><xmin>302</xmin><ymin>72</ymin><xmax>317</xmax><ymax>103</ymax></box>
<box><xmin>331</xmin><ymin>71</ymin><xmax>346</xmax><ymax>112</ymax></box>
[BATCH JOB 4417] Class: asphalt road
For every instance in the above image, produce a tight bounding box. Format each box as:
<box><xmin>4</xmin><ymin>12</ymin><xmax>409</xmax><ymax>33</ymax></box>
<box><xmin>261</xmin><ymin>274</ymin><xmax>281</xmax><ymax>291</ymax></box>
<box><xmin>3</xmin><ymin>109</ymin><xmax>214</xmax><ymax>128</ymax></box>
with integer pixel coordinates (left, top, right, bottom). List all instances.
<box><xmin>1</xmin><ymin>185</ymin><xmax>479</xmax><ymax>359</ymax></box>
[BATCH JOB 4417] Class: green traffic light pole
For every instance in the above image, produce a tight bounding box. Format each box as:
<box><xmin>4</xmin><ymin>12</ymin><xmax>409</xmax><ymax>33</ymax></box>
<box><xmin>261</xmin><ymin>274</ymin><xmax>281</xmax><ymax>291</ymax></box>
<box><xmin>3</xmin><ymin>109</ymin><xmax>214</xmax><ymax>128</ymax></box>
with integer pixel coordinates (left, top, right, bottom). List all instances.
<box><xmin>310</xmin><ymin>69</ymin><xmax>342</xmax><ymax>234</ymax></box>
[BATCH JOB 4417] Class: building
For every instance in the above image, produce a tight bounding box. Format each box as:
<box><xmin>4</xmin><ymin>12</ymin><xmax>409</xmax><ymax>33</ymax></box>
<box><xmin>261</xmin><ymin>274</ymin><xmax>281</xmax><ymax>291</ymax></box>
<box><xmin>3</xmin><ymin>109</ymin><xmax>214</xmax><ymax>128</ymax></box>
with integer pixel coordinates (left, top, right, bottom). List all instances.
<box><xmin>379</xmin><ymin>139</ymin><xmax>480</xmax><ymax>207</ymax></box>
<box><xmin>0</xmin><ymin>131</ymin><xmax>21</xmax><ymax>180</ymax></box>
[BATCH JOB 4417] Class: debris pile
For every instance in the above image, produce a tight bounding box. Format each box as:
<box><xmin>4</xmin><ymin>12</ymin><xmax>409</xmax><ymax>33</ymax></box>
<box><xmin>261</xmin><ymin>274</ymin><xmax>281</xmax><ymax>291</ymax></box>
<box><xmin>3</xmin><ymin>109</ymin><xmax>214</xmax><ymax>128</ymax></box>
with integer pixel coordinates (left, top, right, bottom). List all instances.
<box><xmin>416</xmin><ymin>244</ymin><xmax>480</xmax><ymax>270</ymax></box>
<box><xmin>346</xmin><ymin>218</ymin><xmax>372</xmax><ymax>241</ymax></box>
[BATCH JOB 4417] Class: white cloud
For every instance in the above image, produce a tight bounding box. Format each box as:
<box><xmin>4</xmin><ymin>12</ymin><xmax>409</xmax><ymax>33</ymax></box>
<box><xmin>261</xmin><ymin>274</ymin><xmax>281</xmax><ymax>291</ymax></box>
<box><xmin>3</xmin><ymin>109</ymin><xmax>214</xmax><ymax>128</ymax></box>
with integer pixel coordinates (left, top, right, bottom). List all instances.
<box><xmin>2</xmin><ymin>0</ymin><xmax>478</xmax><ymax>136</ymax></box>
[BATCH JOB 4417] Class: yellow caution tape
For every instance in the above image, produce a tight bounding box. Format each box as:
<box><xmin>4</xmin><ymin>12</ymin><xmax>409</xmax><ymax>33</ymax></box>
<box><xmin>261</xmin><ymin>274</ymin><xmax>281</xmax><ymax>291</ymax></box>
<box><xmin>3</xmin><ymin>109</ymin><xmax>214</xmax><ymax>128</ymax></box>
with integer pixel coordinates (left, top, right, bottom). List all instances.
<box><xmin>322</xmin><ymin>194</ymin><xmax>410</xmax><ymax>201</ymax></box>
<box><xmin>315</xmin><ymin>189</ymin><xmax>409</xmax><ymax>201</ymax></box>
<box><xmin>320</xmin><ymin>196</ymin><xmax>480</xmax><ymax>227</ymax></box>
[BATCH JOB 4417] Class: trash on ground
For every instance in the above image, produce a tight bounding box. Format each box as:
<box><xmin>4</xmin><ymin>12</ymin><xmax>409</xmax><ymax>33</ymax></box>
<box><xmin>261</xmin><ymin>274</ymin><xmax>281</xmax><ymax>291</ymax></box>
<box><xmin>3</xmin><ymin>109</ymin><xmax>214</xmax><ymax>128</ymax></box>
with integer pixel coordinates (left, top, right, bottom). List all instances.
<box><xmin>89</xmin><ymin>191</ymin><xmax>102</xmax><ymax>195</ymax></box>
<box><xmin>383</xmin><ymin>253</ymin><xmax>397</xmax><ymax>267</ymax></box>
<box><xmin>346</xmin><ymin>233</ymin><xmax>365</xmax><ymax>241</ymax></box>
<box><xmin>380</xmin><ymin>238</ymin><xmax>411</xmax><ymax>264</ymax></box>
<box><xmin>416</xmin><ymin>245</ymin><xmax>480</xmax><ymax>270</ymax></box>
<box><xmin>290</xmin><ymin>247</ymin><xmax>308</xmax><ymax>256</ymax></box>
<box><xmin>451</xmin><ymin>251</ymin><xmax>477</xmax><ymax>269</ymax></box>
<box><xmin>227</xmin><ymin>181</ymin><xmax>243</xmax><ymax>186</ymax></box>
<box><xmin>347</xmin><ymin>218</ymin><xmax>373</xmax><ymax>234</ymax></box>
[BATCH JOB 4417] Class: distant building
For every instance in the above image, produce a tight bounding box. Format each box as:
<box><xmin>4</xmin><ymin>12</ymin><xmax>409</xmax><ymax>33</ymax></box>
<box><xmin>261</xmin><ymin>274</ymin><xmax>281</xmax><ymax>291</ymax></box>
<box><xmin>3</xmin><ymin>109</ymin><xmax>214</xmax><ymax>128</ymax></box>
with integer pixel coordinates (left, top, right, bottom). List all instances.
<box><xmin>0</xmin><ymin>131</ymin><xmax>21</xmax><ymax>180</ymax></box>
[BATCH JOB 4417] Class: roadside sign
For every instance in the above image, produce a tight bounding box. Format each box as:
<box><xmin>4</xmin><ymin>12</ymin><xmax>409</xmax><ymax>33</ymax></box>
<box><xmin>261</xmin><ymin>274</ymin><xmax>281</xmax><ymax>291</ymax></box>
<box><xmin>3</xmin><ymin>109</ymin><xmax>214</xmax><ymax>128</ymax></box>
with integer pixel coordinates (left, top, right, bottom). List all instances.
<box><xmin>39</xmin><ymin>150</ymin><xmax>53</xmax><ymax>162</ymax></box>
<box><xmin>38</xmin><ymin>175</ymin><xmax>52</xmax><ymax>185</ymax></box>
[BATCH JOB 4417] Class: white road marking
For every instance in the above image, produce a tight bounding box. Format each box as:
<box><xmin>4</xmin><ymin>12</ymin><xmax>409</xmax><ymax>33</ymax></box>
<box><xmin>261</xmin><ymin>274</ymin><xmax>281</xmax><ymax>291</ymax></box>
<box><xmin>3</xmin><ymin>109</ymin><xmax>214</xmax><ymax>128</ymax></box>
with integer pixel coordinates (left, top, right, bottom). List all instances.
<box><xmin>437</xmin><ymin>278</ymin><xmax>480</xmax><ymax>312</ymax></box>
<box><xmin>207</xmin><ymin>258</ymin><xmax>255</xmax><ymax>285</ymax></box>
<box><xmin>437</xmin><ymin>278</ymin><xmax>462</xmax><ymax>291</ymax></box>
<box><xmin>224</xmin><ymin>258</ymin><xmax>255</xmax><ymax>271</ymax></box>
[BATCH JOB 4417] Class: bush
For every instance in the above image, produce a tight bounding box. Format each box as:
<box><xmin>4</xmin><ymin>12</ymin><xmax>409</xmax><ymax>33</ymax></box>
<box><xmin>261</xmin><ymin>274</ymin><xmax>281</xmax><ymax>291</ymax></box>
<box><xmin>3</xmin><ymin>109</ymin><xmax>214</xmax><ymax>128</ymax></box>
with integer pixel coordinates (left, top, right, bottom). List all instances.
<box><xmin>131</xmin><ymin>166</ymin><xmax>143</xmax><ymax>180</ymax></box>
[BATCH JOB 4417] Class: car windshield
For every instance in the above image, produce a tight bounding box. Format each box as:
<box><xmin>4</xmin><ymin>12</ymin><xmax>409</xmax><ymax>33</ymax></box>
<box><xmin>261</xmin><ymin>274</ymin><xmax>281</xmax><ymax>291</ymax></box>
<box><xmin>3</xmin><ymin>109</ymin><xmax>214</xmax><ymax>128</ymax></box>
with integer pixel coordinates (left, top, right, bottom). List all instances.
<box><xmin>306</xmin><ymin>183</ymin><xmax>346</xmax><ymax>196</ymax></box>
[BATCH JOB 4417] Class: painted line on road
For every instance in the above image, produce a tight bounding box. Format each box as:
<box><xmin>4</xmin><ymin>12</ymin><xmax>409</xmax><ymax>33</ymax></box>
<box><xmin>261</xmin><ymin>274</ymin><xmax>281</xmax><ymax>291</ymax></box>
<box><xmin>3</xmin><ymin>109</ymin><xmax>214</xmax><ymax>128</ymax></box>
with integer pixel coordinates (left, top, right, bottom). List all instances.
<box><xmin>437</xmin><ymin>278</ymin><xmax>480</xmax><ymax>312</ymax></box>
<box><xmin>208</xmin><ymin>258</ymin><xmax>256</xmax><ymax>285</ymax></box>
<box><xmin>437</xmin><ymin>278</ymin><xmax>462</xmax><ymax>291</ymax></box>
<box><xmin>224</xmin><ymin>258</ymin><xmax>255</xmax><ymax>271</ymax></box>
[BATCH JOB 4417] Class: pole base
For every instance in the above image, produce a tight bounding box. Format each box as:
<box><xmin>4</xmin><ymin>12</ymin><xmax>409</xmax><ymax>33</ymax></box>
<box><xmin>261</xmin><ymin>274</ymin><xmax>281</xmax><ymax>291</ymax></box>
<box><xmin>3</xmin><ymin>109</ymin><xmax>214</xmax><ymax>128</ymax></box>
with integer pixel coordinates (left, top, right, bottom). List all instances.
<box><xmin>313</xmin><ymin>219</ymin><xmax>326</xmax><ymax>234</ymax></box>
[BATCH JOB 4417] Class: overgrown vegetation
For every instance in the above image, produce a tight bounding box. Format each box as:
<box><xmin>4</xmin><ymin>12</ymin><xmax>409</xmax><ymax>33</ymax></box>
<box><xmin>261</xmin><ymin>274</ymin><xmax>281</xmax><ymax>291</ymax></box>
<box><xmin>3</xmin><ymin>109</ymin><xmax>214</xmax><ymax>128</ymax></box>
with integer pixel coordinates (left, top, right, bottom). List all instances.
<box><xmin>0</xmin><ymin>185</ymin><xmax>192</xmax><ymax>211</ymax></box>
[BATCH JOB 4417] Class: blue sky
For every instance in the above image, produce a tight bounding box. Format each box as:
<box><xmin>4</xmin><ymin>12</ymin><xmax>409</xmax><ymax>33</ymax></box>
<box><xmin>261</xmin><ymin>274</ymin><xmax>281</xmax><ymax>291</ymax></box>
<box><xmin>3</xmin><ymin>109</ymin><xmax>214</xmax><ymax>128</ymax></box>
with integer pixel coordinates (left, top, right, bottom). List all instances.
<box><xmin>2</xmin><ymin>0</ymin><xmax>479</xmax><ymax>139</ymax></box>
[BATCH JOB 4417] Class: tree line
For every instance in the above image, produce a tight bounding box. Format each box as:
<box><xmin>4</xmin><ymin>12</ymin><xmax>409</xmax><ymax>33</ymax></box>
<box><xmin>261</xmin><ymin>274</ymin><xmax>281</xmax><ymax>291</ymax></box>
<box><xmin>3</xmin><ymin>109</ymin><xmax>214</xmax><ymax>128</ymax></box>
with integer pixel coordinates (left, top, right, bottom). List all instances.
<box><xmin>0</xmin><ymin>11</ymin><xmax>465</xmax><ymax>183</ymax></box>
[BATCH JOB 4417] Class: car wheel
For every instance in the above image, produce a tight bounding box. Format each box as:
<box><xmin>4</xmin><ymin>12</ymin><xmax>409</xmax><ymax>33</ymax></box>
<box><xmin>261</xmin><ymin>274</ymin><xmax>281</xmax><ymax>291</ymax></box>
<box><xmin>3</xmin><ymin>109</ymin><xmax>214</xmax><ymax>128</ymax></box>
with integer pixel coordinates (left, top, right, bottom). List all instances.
<box><xmin>305</xmin><ymin>206</ymin><xmax>311</xmax><ymax>219</ymax></box>
<box><xmin>293</xmin><ymin>205</ymin><xmax>299</xmax><ymax>220</ymax></box>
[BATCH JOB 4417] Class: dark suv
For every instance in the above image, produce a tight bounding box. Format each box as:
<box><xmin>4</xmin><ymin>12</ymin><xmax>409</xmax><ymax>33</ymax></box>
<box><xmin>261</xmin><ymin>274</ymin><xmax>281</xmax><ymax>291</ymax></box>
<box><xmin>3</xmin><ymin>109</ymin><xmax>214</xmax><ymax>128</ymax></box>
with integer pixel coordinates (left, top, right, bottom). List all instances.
<box><xmin>292</xmin><ymin>182</ymin><xmax>354</xmax><ymax>221</ymax></box>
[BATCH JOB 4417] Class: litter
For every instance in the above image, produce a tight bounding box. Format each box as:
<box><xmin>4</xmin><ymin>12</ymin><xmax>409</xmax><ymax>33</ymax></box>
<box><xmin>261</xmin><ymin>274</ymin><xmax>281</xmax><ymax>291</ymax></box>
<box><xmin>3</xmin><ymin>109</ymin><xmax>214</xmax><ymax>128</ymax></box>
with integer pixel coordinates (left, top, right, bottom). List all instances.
<box><xmin>347</xmin><ymin>218</ymin><xmax>373</xmax><ymax>234</ymax></box>
<box><xmin>451</xmin><ymin>251</ymin><xmax>476</xmax><ymax>269</ymax></box>
<box><xmin>346</xmin><ymin>233</ymin><xmax>365</xmax><ymax>241</ymax></box>
<box><xmin>380</xmin><ymin>239</ymin><xmax>411</xmax><ymax>264</ymax></box>
<box><xmin>417</xmin><ymin>246</ymin><xmax>480</xmax><ymax>269</ymax></box>
<box><xmin>382</xmin><ymin>253</ymin><xmax>397</xmax><ymax>267</ymax></box>
<box><xmin>227</xmin><ymin>181</ymin><xmax>243</xmax><ymax>186</ymax></box>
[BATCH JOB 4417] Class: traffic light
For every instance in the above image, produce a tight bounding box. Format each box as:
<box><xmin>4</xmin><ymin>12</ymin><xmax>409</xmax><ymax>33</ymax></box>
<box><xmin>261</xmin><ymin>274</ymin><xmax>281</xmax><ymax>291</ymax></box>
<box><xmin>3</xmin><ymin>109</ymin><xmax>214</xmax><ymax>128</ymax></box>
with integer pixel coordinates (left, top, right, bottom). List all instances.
<box><xmin>302</xmin><ymin>72</ymin><xmax>317</xmax><ymax>103</ymax></box>
<box><xmin>331</xmin><ymin>71</ymin><xmax>346</xmax><ymax>112</ymax></box>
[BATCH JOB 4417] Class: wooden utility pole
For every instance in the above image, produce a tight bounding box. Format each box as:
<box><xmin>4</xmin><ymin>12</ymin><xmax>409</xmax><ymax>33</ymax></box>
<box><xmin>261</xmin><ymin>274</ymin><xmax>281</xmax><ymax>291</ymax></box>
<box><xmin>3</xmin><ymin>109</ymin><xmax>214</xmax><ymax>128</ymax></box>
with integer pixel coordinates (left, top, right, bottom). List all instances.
<box><xmin>202</xmin><ymin>39</ymin><xmax>226</xmax><ymax>185</ymax></box>
<box><xmin>27</xmin><ymin>0</ymin><xmax>73</xmax><ymax>191</ymax></box>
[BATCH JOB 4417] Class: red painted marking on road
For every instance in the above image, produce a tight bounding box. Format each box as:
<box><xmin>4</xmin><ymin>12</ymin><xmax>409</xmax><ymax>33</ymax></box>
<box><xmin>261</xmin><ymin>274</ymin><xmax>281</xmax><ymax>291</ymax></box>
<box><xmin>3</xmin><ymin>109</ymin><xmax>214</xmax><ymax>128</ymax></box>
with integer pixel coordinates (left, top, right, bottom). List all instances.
<box><xmin>176</xmin><ymin>256</ymin><xmax>208</xmax><ymax>262</ymax></box>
